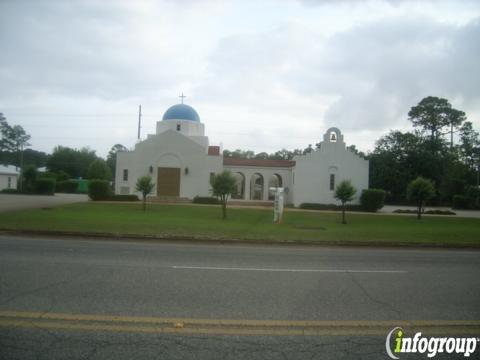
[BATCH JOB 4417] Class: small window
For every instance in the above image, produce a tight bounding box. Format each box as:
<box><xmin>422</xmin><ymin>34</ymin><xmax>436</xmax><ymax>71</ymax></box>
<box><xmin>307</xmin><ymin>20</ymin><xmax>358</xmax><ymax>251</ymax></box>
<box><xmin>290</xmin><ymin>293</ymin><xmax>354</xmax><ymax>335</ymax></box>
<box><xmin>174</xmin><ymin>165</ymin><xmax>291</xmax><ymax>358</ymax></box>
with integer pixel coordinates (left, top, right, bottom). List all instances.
<box><xmin>123</xmin><ymin>169</ymin><xmax>128</xmax><ymax>181</ymax></box>
<box><xmin>176</xmin><ymin>124</ymin><xmax>181</xmax><ymax>131</ymax></box>
<box><xmin>120</xmin><ymin>186</ymin><xmax>130</xmax><ymax>195</ymax></box>
<box><xmin>329</xmin><ymin>174</ymin><xmax>335</xmax><ymax>191</ymax></box>
<box><xmin>7</xmin><ymin>177</ymin><xmax>11</xmax><ymax>189</ymax></box>
<box><xmin>209</xmin><ymin>172</ymin><xmax>215</xmax><ymax>184</ymax></box>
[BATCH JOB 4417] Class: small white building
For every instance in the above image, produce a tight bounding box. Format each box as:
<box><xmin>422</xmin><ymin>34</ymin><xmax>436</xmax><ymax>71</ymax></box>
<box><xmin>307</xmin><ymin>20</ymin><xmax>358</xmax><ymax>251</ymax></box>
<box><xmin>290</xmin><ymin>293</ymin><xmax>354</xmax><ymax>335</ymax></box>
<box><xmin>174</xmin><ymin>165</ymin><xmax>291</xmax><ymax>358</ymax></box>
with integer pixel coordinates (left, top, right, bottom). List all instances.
<box><xmin>0</xmin><ymin>165</ymin><xmax>19</xmax><ymax>191</ymax></box>
<box><xmin>115</xmin><ymin>101</ymin><xmax>369</xmax><ymax>206</ymax></box>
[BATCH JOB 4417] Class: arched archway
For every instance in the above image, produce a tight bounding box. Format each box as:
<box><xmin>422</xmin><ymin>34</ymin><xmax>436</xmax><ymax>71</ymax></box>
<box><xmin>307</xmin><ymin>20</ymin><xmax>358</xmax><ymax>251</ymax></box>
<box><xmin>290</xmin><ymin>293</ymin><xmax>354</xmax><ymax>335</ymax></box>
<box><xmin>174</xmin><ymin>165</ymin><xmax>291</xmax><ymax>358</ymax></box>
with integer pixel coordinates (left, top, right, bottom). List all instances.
<box><xmin>250</xmin><ymin>173</ymin><xmax>264</xmax><ymax>200</ymax></box>
<box><xmin>232</xmin><ymin>172</ymin><xmax>245</xmax><ymax>199</ymax></box>
<box><xmin>268</xmin><ymin>174</ymin><xmax>282</xmax><ymax>200</ymax></box>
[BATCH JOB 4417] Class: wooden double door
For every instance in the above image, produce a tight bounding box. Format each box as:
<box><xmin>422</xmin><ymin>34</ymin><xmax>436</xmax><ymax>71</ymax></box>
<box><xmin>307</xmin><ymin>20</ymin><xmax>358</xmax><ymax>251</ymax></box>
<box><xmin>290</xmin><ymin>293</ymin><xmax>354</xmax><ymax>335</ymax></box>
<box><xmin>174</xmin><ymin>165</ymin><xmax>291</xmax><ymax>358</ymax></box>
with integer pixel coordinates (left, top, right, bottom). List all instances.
<box><xmin>157</xmin><ymin>167</ymin><xmax>180</xmax><ymax>197</ymax></box>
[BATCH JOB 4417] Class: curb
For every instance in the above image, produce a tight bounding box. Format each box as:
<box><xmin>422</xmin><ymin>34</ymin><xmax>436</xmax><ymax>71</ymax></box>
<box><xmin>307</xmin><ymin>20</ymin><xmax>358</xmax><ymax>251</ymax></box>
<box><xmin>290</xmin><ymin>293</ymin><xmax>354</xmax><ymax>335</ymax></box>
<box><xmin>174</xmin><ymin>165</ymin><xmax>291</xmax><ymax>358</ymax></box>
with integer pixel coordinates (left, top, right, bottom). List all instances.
<box><xmin>1</xmin><ymin>229</ymin><xmax>480</xmax><ymax>250</ymax></box>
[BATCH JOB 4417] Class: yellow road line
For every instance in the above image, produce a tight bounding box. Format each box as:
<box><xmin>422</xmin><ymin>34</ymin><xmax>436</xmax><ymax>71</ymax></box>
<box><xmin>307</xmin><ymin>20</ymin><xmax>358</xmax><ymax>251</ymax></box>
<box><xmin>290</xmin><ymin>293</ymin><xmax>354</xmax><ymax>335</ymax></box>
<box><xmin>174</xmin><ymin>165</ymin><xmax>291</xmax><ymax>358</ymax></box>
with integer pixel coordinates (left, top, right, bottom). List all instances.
<box><xmin>1</xmin><ymin>319</ymin><xmax>479</xmax><ymax>337</ymax></box>
<box><xmin>1</xmin><ymin>310</ymin><xmax>479</xmax><ymax>328</ymax></box>
<box><xmin>0</xmin><ymin>310</ymin><xmax>479</xmax><ymax>337</ymax></box>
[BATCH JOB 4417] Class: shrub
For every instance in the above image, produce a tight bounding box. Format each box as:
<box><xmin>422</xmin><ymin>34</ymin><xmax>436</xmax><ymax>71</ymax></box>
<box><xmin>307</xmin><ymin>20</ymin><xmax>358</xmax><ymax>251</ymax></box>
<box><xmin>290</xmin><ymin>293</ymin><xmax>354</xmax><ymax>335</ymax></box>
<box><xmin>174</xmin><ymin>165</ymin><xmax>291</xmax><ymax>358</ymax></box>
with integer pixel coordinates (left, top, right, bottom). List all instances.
<box><xmin>193</xmin><ymin>196</ymin><xmax>219</xmax><ymax>204</ymax></box>
<box><xmin>56</xmin><ymin>179</ymin><xmax>79</xmax><ymax>193</ymax></box>
<box><xmin>393</xmin><ymin>209</ymin><xmax>456</xmax><ymax>215</ymax></box>
<box><xmin>35</xmin><ymin>178</ymin><xmax>56</xmax><ymax>195</ymax></box>
<box><xmin>425</xmin><ymin>210</ymin><xmax>456</xmax><ymax>215</ymax></box>
<box><xmin>21</xmin><ymin>165</ymin><xmax>38</xmax><ymax>193</ymax></box>
<box><xmin>88</xmin><ymin>180</ymin><xmax>112</xmax><ymax>201</ymax></box>
<box><xmin>299</xmin><ymin>203</ymin><xmax>362</xmax><ymax>212</ymax></box>
<box><xmin>452</xmin><ymin>195</ymin><xmax>470</xmax><ymax>209</ymax></box>
<box><xmin>1</xmin><ymin>188</ymin><xmax>19</xmax><ymax>194</ymax></box>
<box><xmin>360</xmin><ymin>189</ymin><xmax>386</xmax><ymax>212</ymax></box>
<box><xmin>105</xmin><ymin>194</ymin><xmax>139</xmax><ymax>201</ymax></box>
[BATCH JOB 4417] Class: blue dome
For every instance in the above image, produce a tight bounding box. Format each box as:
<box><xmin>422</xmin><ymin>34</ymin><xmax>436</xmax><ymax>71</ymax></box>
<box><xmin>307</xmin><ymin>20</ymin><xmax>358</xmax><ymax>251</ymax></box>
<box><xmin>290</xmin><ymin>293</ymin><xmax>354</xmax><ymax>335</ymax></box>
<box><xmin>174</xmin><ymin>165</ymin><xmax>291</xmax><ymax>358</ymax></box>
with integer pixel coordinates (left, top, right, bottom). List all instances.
<box><xmin>162</xmin><ymin>103</ymin><xmax>200</xmax><ymax>122</ymax></box>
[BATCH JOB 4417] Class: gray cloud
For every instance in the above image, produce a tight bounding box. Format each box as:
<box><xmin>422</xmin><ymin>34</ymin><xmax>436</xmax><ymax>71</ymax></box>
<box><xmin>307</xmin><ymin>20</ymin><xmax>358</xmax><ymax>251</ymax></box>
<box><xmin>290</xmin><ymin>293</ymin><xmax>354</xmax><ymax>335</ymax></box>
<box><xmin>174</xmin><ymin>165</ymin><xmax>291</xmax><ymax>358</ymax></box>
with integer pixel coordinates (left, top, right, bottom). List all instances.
<box><xmin>0</xmin><ymin>0</ymin><xmax>479</xmax><ymax>156</ymax></box>
<box><xmin>199</xmin><ymin>15</ymin><xmax>480</xmax><ymax>133</ymax></box>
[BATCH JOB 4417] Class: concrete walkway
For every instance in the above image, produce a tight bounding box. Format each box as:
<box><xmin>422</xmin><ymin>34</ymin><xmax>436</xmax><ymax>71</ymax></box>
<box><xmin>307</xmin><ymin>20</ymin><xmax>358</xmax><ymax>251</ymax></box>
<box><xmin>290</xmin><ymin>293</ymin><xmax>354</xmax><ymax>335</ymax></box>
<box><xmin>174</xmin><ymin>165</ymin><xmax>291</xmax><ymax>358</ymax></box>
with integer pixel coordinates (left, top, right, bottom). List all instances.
<box><xmin>0</xmin><ymin>193</ymin><xmax>88</xmax><ymax>213</ymax></box>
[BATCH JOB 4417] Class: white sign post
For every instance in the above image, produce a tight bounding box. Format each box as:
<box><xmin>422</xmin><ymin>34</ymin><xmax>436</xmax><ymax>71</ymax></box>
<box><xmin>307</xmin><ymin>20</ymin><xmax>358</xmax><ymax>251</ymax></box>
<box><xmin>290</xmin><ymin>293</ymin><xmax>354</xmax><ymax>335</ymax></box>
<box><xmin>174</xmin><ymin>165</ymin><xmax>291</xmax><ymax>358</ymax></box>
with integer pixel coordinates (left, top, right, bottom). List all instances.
<box><xmin>271</xmin><ymin>187</ymin><xmax>284</xmax><ymax>224</ymax></box>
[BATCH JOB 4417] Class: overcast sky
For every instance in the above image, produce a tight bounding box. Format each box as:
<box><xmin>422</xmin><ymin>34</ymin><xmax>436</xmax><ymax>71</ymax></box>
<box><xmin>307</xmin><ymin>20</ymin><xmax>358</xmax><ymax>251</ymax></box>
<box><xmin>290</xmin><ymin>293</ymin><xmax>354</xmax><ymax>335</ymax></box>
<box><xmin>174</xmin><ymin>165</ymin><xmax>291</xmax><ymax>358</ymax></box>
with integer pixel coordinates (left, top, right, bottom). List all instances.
<box><xmin>1</xmin><ymin>0</ymin><xmax>479</xmax><ymax>157</ymax></box>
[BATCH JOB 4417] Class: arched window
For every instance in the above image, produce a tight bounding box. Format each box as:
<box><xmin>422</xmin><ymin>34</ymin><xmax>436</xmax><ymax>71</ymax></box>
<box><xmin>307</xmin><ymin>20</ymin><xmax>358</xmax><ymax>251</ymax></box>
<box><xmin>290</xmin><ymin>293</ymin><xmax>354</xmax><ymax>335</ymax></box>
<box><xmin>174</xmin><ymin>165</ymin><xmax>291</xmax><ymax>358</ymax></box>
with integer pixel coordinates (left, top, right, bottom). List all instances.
<box><xmin>232</xmin><ymin>172</ymin><xmax>246</xmax><ymax>199</ymax></box>
<box><xmin>268</xmin><ymin>174</ymin><xmax>282</xmax><ymax>200</ymax></box>
<box><xmin>250</xmin><ymin>173</ymin><xmax>264</xmax><ymax>200</ymax></box>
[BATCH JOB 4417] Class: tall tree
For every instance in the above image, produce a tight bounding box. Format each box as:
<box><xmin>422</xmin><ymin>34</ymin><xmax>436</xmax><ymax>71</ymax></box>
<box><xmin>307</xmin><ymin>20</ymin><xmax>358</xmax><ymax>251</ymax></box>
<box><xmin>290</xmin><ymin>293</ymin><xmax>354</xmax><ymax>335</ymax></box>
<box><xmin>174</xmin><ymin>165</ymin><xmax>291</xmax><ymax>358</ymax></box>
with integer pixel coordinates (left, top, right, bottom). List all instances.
<box><xmin>47</xmin><ymin>146</ymin><xmax>97</xmax><ymax>178</ymax></box>
<box><xmin>459</xmin><ymin>122</ymin><xmax>480</xmax><ymax>186</ymax></box>
<box><xmin>0</xmin><ymin>114</ymin><xmax>31</xmax><ymax>166</ymax></box>
<box><xmin>459</xmin><ymin>122</ymin><xmax>480</xmax><ymax>169</ymax></box>
<box><xmin>87</xmin><ymin>159</ymin><xmax>111</xmax><ymax>180</ymax></box>
<box><xmin>0</xmin><ymin>148</ymin><xmax>48</xmax><ymax>168</ymax></box>
<box><xmin>0</xmin><ymin>113</ymin><xmax>12</xmax><ymax>151</ymax></box>
<box><xmin>408</xmin><ymin>96</ymin><xmax>465</xmax><ymax>148</ymax></box>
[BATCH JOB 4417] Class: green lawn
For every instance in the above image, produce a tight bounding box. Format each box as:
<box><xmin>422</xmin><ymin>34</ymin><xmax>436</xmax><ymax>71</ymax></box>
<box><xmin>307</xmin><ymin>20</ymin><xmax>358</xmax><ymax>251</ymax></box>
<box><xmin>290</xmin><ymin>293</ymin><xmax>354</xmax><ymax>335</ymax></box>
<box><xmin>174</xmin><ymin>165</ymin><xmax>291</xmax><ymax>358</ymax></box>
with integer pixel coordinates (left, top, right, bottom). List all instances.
<box><xmin>0</xmin><ymin>203</ymin><xmax>479</xmax><ymax>246</ymax></box>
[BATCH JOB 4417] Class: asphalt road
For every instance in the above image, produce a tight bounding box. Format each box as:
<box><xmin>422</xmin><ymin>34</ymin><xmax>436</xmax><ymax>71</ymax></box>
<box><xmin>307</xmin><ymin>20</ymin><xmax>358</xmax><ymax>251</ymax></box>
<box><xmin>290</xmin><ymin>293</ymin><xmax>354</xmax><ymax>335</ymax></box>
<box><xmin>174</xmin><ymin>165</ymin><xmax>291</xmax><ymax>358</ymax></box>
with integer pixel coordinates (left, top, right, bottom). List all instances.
<box><xmin>1</xmin><ymin>235</ymin><xmax>479</xmax><ymax>359</ymax></box>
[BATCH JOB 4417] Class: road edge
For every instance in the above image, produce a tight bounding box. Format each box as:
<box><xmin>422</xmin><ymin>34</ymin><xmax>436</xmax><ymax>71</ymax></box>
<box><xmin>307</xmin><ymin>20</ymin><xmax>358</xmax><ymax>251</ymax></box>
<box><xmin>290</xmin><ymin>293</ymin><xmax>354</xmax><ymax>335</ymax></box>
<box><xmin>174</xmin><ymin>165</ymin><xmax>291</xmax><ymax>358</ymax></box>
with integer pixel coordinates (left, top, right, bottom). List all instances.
<box><xmin>1</xmin><ymin>229</ymin><xmax>479</xmax><ymax>249</ymax></box>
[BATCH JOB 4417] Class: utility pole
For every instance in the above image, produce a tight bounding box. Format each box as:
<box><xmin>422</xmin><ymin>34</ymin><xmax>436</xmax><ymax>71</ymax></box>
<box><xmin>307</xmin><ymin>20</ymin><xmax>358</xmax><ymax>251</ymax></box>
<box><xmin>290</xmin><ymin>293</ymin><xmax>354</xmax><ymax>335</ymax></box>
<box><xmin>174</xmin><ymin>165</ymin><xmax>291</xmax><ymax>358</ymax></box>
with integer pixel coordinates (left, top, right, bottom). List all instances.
<box><xmin>19</xmin><ymin>144</ymin><xmax>24</xmax><ymax>192</ymax></box>
<box><xmin>137</xmin><ymin>105</ymin><xmax>142</xmax><ymax>140</ymax></box>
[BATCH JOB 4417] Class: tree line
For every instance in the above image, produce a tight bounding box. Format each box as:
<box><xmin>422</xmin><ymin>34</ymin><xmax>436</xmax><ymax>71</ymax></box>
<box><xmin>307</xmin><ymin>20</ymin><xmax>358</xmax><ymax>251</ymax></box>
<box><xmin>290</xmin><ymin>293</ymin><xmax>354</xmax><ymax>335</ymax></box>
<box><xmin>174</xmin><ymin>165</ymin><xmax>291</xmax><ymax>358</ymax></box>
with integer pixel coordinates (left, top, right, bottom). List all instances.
<box><xmin>1</xmin><ymin>96</ymin><xmax>479</xmax><ymax>205</ymax></box>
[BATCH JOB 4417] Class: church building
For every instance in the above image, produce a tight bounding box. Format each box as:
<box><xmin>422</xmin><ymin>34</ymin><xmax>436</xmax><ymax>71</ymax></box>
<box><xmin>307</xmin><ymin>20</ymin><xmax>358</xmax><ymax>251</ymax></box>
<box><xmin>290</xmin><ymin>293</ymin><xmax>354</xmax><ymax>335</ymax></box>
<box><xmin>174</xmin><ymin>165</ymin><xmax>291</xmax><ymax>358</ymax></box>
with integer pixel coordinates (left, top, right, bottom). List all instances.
<box><xmin>115</xmin><ymin>100</ymin><xmax>369</xmax><ymax>206</ymax></box>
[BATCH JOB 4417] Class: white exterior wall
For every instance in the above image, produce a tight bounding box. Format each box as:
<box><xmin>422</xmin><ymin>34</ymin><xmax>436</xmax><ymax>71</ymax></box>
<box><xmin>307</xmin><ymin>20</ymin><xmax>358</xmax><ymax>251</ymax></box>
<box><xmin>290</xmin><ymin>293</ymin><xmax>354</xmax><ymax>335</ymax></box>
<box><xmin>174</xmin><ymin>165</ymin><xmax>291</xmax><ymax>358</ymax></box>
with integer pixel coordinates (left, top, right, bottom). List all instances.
<box><xmin>222</xmin><ymin>165</ymin><xmax>294</xmax><ymax>204</ymax></box>
<box><xmin>115</xmin><ymin>129</ymin><xmax>222</xmax><ymax>198</ymax></box>
<box><xmin>292</xmin><ymin>127</ymin><xmax>369</xmax><ymax>207</ymax></box>
<box><xmin>156</xmin><ymin>119</ymin><xmax>205</xmax><ymax>138</ymax></box>
<box><xmin>116</xmin><ymin>115</ymin><xmax>369</xmax><ymax>206</ymax></box>
<box><xmin>0</xmin><ymin>173</ymin><xmax>18</xmax><ymax>190</ymax></box>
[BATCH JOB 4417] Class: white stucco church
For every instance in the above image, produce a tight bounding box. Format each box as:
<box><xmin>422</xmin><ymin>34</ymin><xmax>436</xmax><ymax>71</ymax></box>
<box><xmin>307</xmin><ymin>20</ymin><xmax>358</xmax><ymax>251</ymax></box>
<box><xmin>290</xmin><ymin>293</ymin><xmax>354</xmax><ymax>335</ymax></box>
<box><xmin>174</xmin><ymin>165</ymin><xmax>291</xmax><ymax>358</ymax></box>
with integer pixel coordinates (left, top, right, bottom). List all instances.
<box><xmin>115</xmin><ymin>99</ymin><xmax>369</xmax><ymax>206</ymax></box>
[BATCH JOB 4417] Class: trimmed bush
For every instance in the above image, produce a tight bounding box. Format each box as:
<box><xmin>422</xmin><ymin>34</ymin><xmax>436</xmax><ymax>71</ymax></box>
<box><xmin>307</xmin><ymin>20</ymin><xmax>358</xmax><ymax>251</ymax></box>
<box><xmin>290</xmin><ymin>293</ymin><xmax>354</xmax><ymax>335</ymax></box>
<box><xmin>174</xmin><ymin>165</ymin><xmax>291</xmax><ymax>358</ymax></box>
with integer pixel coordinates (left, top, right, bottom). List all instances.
<box><xmin>56</xmin><ymin>179</ymin><xmax>79</xmax><ymax>193</ymax></box>
<box><xmin>299</xmin><ymin>203</ymin><xmax>362</xmax><ymax>212</ymax></box>
<box><xmin>88</xmin><ymin>180</ymin><xmax>112</xmax><ymax>201</ymax></box>
<box><xmin>452</xmin><ymin>195</ymin><xmax>470</xmax><ymax>209</ymax></box>
<box><xmin>360</xmin><ymin>189</ymin><xmax>386</xmax><ymax>212</ymax></box>
<box><xmin>105</xmin><ymin>194</ymin><xmax>139</xmax><ymax>201</ymax></box>
<box><xmin>35</xmin><ymin>178</ymin><xmax>56</xmax><ymax>195</ymax></box>
<box><xmin>1</xmin><ymin>188</ymin><xmax>19</xmax><ymax>194</ymax></box>
<box><xmin>425</xmin><ymin>210</ymin><xmax>456</xmax><ymax>215</ymax></box>
<box><xmin>393</xmin><ymin>209</ymin><xmax>456</xmax><ymax>216</ymax></box>
<box><xmin>193</xmin><ymin>196</ymin><xmax>219</xmax><ymax>204</ymax></box>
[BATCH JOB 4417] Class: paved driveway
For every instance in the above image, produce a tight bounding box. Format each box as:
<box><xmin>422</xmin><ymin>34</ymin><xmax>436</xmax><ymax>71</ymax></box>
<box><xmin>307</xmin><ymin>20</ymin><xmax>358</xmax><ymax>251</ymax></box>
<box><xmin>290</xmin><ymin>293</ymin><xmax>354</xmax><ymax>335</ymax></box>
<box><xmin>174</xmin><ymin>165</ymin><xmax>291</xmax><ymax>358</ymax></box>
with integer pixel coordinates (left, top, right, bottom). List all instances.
<box><xmin>0</xmin><ymin>193</ymin><xmax>88</xmax><ymax>213</ymax></box>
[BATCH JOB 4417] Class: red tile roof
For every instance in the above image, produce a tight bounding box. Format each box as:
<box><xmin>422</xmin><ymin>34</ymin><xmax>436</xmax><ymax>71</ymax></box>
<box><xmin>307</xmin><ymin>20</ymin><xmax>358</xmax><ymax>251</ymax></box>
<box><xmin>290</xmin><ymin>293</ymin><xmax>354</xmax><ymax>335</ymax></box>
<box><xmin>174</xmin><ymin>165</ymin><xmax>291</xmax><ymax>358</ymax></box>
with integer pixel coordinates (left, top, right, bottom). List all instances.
<box><xmin>223</xmin><ymin>157</ymin><xmax>296</xmax><ymax>168</ymax></box>
<box><xmin>208</xmin><ymin>146</ymin><xmax>220</xmax><ymax>156</ymax></box>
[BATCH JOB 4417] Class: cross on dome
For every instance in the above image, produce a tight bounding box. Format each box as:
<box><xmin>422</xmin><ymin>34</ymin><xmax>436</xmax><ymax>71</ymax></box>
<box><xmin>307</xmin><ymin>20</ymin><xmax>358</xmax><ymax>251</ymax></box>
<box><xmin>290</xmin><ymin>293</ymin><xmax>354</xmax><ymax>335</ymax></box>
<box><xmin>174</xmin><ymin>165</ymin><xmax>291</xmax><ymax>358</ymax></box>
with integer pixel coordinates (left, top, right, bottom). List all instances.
<box><xmin>179</xmin><ymin>92</ymin><xmax>186</xmax><ymax>104</ymax></box>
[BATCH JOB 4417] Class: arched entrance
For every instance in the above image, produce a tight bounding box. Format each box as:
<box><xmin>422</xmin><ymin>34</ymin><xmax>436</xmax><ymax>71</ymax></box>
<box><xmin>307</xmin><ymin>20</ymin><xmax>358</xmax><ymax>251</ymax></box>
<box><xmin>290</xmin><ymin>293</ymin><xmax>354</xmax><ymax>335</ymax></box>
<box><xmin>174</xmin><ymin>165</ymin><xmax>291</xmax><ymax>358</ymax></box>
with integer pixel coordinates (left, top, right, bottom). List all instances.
<box><xmin>268</xmin><ymin>174</ymin><xmax>282</xmax><ymax>200</ymax></box>
<box><xmin>250</xmin><ymin>173</ymin><xmax>264</xmax><ymax>200</ymax></box>
<box><xmin>232</xmin><ymin>172</ymin><xmax>245</xmax><ymax>199</ymax></box>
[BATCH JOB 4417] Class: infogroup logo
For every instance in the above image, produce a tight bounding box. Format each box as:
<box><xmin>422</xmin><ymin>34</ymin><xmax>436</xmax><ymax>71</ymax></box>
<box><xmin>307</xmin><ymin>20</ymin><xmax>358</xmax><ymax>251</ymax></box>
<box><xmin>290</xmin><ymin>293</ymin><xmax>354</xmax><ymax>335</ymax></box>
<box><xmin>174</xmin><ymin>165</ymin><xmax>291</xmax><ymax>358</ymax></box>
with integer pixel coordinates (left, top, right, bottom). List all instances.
<box><xmin>385</xmin><ymin>327</ymin><xmax>479</xmax><ymax>359</ymax></box>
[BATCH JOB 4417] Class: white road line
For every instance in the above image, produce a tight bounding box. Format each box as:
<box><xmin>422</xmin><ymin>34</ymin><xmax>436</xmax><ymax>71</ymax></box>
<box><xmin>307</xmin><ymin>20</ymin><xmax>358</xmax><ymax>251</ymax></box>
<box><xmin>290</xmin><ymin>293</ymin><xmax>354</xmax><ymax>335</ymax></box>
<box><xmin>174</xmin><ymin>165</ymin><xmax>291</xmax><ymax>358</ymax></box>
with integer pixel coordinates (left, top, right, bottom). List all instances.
<box><xmin>171</xmin><ymin>266</ymin><xmax>407</xmax><ymax>274</ymax></box>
